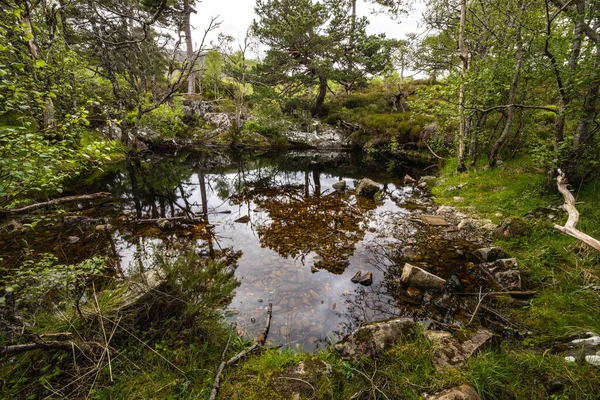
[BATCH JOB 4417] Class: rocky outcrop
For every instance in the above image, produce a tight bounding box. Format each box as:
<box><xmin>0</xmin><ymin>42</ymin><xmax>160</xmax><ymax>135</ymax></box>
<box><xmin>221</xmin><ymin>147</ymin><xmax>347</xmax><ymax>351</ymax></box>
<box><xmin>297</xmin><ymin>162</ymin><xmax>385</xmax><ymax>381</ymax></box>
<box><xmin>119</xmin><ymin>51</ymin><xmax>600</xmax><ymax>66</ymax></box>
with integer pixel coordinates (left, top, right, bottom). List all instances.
<box><xmin>549</xmin><ymin>331</ymin><xmax>600</xmax><ymax>367</ymax></box>
<box><xmin>355</xmin><ymin>178</ymin><xmax>381</xmax><ymax>198</ymax></box>
<box><xmin>425</xmin><ymin>329</ymin><xmax>493</xmax><ymax>372</ymax></box>
<box><xmin>472</xmin><ymin>247</ymin><xmax>509</xmax><ymax>262</ymax></box>
<box><xmin>334</xmin><ymin>318</ymin><xmax>416</xmax><ymax>360</ymax></box>
<box><xmin>287</xmin><ymin>126</ymin><xmax>350</xmax><ymax>148</ymax></box>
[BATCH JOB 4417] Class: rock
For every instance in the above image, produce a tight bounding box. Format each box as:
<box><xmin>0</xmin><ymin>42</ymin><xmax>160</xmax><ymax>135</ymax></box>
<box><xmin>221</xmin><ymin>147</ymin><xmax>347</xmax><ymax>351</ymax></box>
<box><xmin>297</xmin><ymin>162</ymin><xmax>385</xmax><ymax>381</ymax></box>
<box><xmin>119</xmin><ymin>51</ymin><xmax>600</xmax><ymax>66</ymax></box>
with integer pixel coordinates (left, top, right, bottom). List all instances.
<box><xmin>234</xmin><ymin>215</ymin><xmax>251</xmax><ymax>223</ymax></box>
<box><xmin>406</xmin><ymin>286</ymin><xmax>422</xmax><ymax>298</ymax></box>
<box><xmin>420</xmin><ymin>214</ymin><xmax>450</xmax><ymax>226</ymax></box>
<box><xmin>426</xmin><ymin>329</ymin><xmax>493</xmax><ymax>372</ymax></box>
<box><xmin>254</xmin><ymin>207</ymin><xmax>267</xmax><ymax>212</ymax></box>
<box><xmin>157</xmin><ymin>219</ymin><xmax>173</xmax><ymax>230</ymax></box>
<box><xmin>355</xmin><ymin>178</ymin><xmax>381</xmax><ymax>198</ymax></box>
<box><xmin>424</xmin><ymin>384</ymin><xmax>481</xmax><ymax>400</ymax></box>
<box><xmin>494</xmin><ymin>217</ymin><xmax>531</xmax><ymax>238</ymax></box>
<box><xmin>95</xmin><ymin>224</ymin><xmax>113</xmax><ymax>232</ymax></box>
<box><xmin>453</xmin><ymin>196</ymin><xmax>465</xmax><ymax>203</ymax></box>
<box><xmin>68</xmin><ymin>236</ymin><xmax>80</xmax><ymax>244</ymax></box>
<box><xmin>400</xmin><ymin>263</ymin><xmax>446</xmax><ymax>290</ymax></box>
<box><xmin>3</xmin><ymin>219</ymin><xmax>23</xmax><ymax>232</ymax></box>
<box><xmin>444</xmin><ymin>183</ymin><xmax>467</xmax><ymax>192</ymax></box>
<box><xmin>482</xmin><ymin>223</ymin><xmax>497</xmax><ymax>231</ymax></box>
<box><xmin>351</xmin><ymin>270</ymin><xmax>373</xmax><ymax>286</ymax></box>
<box><xmin>404</xmin><ymin>174</ymin><xmax>417</xmax><ymax>184</ymax></box>
<box><xmin>64</xmin><ymin>215</ymin><xmax>88</xmax><ymax>226</ymax></box>
<box><xmin>455</xmin><ymin>212</ymin><xmax>468</xmax><ymax>219</ymax></box>
<box><xmin>551</xmin><ymin>332</ymin><xmax>600</xmax><ymax>366</ymax></box>
<box><xmin>472</xmin><ymin>247</ymin><xmax>510</xmax><ymax>262</ymax></box>
<box><xmin>332</xmin><ymin>180</ymin><xmax>347</xmax><ymax>191</ymax></box>
<box><xmin>477</xmin><ymin>258</ymin><xmax>521</xmax><ymax>290</ymax></box>
<box><xmin>436</xmin><ymin>205</ymin><xmax>455</xmax><ymax>214</ymax></box>
<box><xmin>457</xmin><ymin>218</ymin><xmax>475</xmax><ymax>230</ymax></box>
<box><xmin>546</xmin><ymin>380</ymin><xmax>565</xmax><ymax>395</ymax></box>
<box><xmin>445</xmin><ymin>275</ymin><xmax>464</xmax><ymax>291</ymax></box>
<box><xmin>419</xmin><ymin>175</ymin><xmax>436</xmax><ymax>184</ymax></box>
<box><xmin>334</xmin><ymin>317</ymin><xmax>416</xmax><ymax>360</ymax></box>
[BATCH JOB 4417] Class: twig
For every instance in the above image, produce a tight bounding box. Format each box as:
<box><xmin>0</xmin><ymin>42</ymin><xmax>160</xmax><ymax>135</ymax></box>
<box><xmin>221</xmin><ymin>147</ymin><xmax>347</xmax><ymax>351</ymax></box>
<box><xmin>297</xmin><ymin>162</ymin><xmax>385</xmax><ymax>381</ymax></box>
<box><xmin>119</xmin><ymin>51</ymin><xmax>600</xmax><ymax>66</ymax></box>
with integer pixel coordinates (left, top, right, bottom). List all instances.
<box><xmin>209</xmin><ymin>294</ymin><xmax>274</xmax><ymax>400</ymax></box>
<box><xmin>424</xmin><ymin>141</ymin><xmax>445</xmax><ymax>160</ymax></box>
<box><xmin>450</xmin><ymin>290</ymin><xmax>537</xmax><ymax>296</ymax></box>
<box><xmin>469</xmin><ymin>286</ymin><xmax>491</xmax><ymax>324</ymax></box>
<box><xmin>3</xmin><ymin>192</ymin><xmax>112</xmax><ymax>214</ymax></box>
<box><xmin>93</xmin><ymin>283</ymin><xmax>113</xmax><ymax>382</ymax></box>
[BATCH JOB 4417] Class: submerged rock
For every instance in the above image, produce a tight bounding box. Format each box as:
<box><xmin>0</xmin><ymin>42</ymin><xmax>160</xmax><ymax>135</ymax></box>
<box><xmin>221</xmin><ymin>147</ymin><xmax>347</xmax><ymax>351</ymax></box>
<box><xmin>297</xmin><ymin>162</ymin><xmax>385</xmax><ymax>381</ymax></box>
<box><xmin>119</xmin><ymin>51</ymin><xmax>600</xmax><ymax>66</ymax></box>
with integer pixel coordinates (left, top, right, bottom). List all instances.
<box><xmin>332</xmin><ymin>180</ymin><xmax>347</xmax><ymax>191</ymax></box>
<box><xmin>425</xmin><ymin>329</ymin><xmax>493</xmax><ymax>372</ymax></box>
<box><xmin>234</xmin><ymin>215</ymin><xmax>251</xmax><ymax>223</ymax></box>
<box><xmin>350</xmin><ymin>270</ymin><xmax>373</xmax><ymax>286</ymax></box>
<box><xmin>355</xmin><ymin>178</ymin><xmax>381</xmax><ymax>198</ymax></box>
<box><xmin>400</xmin><ymin>263</ymin><xmax>446</xmax><ymax>290</ymax></box>
<box><xmin>424</xmin><ymin>384</ymin><xmax>481</xmax><ymax>400</ymax></box>
<box><xmin>334</xmin><ymin>317</ymin><xmax>416</xmax><ymax>360</ymax></box>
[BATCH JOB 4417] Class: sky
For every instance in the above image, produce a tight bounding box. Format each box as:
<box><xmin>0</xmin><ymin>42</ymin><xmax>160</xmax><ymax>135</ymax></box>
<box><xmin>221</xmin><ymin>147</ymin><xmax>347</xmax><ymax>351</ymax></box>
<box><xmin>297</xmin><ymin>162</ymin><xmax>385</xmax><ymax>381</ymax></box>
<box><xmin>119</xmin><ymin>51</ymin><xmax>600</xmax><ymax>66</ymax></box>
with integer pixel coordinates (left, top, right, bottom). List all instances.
<box><xmin>190</xmin><ymin>0</ymin><xmax>426</xmax><ymax>57</ymax></box>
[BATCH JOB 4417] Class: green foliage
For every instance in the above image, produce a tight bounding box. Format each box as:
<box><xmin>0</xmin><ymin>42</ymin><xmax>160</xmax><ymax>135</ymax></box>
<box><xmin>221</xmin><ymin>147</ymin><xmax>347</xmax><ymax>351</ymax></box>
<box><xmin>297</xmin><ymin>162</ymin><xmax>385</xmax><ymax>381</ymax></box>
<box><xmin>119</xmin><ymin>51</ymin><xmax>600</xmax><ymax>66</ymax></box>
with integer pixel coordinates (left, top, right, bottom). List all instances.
<box><xmin>1</xmin><ymin>254</ymin><xmax>107</xmax><ymax>311</ymax></box>
<box><xmin>139</xmin><ymin>99</ymin><xmax>189</xmax><ymax>138</ymax></box>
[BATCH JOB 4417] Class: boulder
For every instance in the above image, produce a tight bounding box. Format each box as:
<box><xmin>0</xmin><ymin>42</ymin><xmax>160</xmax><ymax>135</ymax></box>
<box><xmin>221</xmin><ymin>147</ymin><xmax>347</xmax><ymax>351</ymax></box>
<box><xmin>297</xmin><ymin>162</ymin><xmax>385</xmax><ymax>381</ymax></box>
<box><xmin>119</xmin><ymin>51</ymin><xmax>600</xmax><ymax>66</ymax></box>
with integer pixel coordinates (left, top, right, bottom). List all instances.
<box><xmin>350</xmin><ymin>270</ymin><xmax>373</xmax><ymax>286</ymax></box>
<box><xmin>400</xmin><ymin>263</ymin><xmax>446</xmax><ymax>290</ymax></box>
<box><xmin>355</xmin><ymin>178</ymin><xmax>381</xmax><ymax>198</ymax></box>
<box><xmin>424</xmin><ymin>384</ymin><xmax>481</xmax><ymax>400</ymax></box>
<box><xmin>472</xmin><ymin>247</ymin><xmax>510</xmax><ymax>262</ymax></box>
<box><xmin>425</xmin><ymin>329</ymin><xmax>493</xmax><ymax>372</ymax></box>
<box><xmin>494</xmin><ymin>217</ymin><xmax>531</xmax><ymax>238</ymax></box>
<box><xmin>332</xmin><ymin>180</ymin><xmax>347</xmax><ymax>191</ymax></box>
<box><xmin>550</xmin><ymin>332</ymin><xmax>600</xmax><ymax>366</ymax></box>
<box><xmin>477</xmin><ymin>258</ymin><xmax>521</xmax><ymax>290</ymax></box>
<box><xmin>334</xmin><ymin>317</ymin><xmax>416</xmax><ymax>360</ymax></box>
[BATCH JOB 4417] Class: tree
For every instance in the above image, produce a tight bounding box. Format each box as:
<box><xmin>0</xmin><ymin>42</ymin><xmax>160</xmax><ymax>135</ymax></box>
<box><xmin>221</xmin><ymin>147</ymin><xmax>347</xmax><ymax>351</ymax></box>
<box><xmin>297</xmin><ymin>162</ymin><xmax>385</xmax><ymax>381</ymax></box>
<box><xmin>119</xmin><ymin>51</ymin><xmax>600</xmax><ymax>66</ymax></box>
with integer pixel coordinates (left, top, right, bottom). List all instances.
<box><xmin>252</xmin><ymin>0</ymin><xmax>394</xmax><ymax>116</ymax></box>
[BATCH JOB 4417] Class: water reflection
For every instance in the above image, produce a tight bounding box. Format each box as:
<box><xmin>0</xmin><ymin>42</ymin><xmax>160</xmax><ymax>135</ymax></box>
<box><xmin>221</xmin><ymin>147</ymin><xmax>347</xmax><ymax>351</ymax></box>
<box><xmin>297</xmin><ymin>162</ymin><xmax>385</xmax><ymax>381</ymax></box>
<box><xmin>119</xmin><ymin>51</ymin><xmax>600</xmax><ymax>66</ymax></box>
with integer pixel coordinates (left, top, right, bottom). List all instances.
<box><xmin>3</xmin><ymin>149</ymin><xmax>458</xmax><ymax>351</ymax></box>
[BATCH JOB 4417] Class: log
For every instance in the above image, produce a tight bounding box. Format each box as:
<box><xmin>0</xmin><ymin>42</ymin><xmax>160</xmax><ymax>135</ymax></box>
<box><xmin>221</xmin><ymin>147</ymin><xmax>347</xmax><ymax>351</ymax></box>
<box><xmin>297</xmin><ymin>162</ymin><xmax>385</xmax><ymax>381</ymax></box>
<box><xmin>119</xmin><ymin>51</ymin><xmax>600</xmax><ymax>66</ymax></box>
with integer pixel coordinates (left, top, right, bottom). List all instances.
<box><xmin>554</xmin><ymin>170</ymin><xmax>600</xmax><ymax>252</ymax></box>
<box><xmin>4</xmin><ymin>192</ymin><xmax>112</xmax><ymax>214</ymax></box>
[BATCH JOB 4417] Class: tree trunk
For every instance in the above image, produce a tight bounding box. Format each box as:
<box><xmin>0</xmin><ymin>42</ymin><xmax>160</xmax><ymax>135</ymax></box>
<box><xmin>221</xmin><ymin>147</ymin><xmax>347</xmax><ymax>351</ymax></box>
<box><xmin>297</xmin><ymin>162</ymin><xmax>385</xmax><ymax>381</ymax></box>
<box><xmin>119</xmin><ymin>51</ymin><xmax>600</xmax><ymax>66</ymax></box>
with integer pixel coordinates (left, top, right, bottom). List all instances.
<box><xmin>457</xmin><ymin>0</ymin><xmax>468</xmax><ymax>172</ymax></box>
<box><xmin>184</xmin><ymin>0</ymin><xmax>196</xmax><ymax>94</ymax></box>
<box><xmin>573</xmin><ymin>43</ymin><xmax>600</xmax><ymax>147</ymax></box>
<box><xmin>489</xmin><ymin>0</ymin><xmax>526</xmax><ymax>168</ymax></box>
<box><xmin>313</xmin><ymin>76</ymin><xmax>328</xmax><ymax>117</ymax></box>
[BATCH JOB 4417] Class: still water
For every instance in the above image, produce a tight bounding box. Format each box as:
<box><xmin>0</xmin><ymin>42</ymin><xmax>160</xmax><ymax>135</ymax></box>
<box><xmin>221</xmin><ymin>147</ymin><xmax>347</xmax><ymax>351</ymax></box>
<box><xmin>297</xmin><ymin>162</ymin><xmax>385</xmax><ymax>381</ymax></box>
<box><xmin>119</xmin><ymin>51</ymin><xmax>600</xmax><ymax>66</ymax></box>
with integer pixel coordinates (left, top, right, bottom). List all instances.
<box><xmin>1</xmin><ymin>149</ymin><xmax>480</xmax><ymax>351</ymax></box>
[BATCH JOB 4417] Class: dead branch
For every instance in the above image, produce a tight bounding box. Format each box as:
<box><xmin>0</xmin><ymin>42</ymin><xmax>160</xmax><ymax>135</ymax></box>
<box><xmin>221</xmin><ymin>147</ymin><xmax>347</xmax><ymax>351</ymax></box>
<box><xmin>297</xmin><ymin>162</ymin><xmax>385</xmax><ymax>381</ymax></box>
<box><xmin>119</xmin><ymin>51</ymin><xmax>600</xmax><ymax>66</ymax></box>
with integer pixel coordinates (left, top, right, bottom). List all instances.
<box><xmin>4</xmin><ymin>192</ymin><xmax>112</xmax><ymax>214</ymax></box>
<box><xmin>450</xmin><ymin>290</ymin><xmax>537</xmax><ymax>297</ymax></box>
<box><xmin>554</xmin><ymin>170</ymin><xmax>600</xmax><ymax>251</ymax></box>
<box><xmin>1</xmin><ymin>341</ymin><xmax>102</xmax><ymax>358</ymax></box>
<box><xmin>209</xmin><ymin>294</ymin><xmax>274</xmax><ymax>400</ymax></box>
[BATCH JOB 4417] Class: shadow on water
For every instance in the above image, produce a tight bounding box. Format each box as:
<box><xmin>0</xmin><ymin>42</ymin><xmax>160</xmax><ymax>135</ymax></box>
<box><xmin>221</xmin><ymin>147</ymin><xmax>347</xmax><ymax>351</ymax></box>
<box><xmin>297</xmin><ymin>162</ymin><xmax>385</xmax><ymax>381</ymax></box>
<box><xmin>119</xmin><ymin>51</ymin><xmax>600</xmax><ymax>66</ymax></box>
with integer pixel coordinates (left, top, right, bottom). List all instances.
<box><xmin>0</xmin><ymin>149</ymin><xmax>490</xmax><ymax>351</ymax></box>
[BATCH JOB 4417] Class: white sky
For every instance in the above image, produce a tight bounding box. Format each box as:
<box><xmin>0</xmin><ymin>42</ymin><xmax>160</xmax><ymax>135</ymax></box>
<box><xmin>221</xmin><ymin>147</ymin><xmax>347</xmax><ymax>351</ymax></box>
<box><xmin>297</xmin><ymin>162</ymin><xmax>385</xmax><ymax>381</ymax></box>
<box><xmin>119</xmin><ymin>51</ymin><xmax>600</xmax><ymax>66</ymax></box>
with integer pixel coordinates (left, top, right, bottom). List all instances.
<box><xmin>190</xmin><ymin>0</ymin><xmax>426</xmax><ymax>56</ymax></box>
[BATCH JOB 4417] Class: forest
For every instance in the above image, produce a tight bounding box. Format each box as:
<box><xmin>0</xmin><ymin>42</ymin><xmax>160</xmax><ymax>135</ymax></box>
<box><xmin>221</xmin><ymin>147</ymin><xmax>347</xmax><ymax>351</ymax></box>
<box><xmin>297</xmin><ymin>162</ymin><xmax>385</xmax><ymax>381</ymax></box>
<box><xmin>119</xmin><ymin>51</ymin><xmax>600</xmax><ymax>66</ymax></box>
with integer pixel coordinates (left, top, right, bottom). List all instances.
<box><xmin>0</xmin><ymin>0</ymin><xmax>599</xmax><ymax>398</ymax></box>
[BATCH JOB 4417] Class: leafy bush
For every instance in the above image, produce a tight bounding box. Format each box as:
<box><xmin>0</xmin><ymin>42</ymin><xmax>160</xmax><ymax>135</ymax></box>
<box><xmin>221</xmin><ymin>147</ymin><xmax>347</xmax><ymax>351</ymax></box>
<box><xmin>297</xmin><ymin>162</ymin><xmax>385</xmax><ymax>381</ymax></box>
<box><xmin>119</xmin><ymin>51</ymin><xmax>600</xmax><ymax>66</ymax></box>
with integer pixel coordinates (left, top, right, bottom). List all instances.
<box><xmin>139</xmin><ymin>98</ymin><xmax>189</xmax><ymax>138</ymax></box>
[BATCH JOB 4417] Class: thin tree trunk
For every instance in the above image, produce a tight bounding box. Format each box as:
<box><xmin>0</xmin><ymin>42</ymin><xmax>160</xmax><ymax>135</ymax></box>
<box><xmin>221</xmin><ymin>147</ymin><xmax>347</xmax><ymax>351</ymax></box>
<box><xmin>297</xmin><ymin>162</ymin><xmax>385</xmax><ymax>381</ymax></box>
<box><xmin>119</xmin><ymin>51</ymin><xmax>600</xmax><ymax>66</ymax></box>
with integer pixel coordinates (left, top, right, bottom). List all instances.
<box><xmin>457</xmin><ymin>0</ymin><xmax>468</xmax><ymax>172</ymax></box>
<box><xmin>314</xmin><ymin>76</ymin><xmax>328</xmax><ymax>117</ymax></box>
<box><xmin>573</xmin><ymin>43</ymin><xmax>600</xmax><ymax>147</ymax></box>
<box><xmin>184</xmin><ymin>0</ymin><xmax>196</xmax><ymax>94</ymax></box>
<box><xmin>489</xmin><ymin>0</ymin><xmax>526</xmax><ymax>168</ymax></box>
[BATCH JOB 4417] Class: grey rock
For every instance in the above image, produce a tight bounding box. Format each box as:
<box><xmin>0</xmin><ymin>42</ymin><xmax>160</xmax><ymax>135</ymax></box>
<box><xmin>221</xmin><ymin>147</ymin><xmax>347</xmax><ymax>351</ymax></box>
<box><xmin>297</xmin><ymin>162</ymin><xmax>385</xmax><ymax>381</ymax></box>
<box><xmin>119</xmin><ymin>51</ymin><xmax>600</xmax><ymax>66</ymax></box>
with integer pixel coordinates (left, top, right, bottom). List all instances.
<box><xmin>332</xmin><ymin>180</ymin><xmax>347</xmax><ymax>191</ymax></box>
<box><xmin>334</xmin><ymin>317</ymin><xmax>416</xmax><ymax>360</ymax></box>
<box><xmin>68</xmin><ymin>236</ymin><xmax>80</xmax><ymax>244</ymax></box>
<box><xmin>423</xmin><ymin>384</ymin><xmax>481</xmax><ymax>400</ymax></box>
<box><xmin>436</xmin><ymin>205</ymin><xmax>455</xmax><ymax>214</ymax></box>
<box><xmin>472</xmin><ymin>247</ymin><xmax>510</xmax><ymax>262</ymax></box>
<box><xmin>355</xmin><ymin>178</ymin><xmax>381</xmax><ymax>198</ymax></box>
<box><xmin>457</xmin><ymin>218</ymin><xmax>475</xmax><ymax>230</ymax></box>
<box><xmin>351</xmin><ymin>270</ymin><xmax>373</xmax><ymax>286</ymax></box>
<box><xmin>404</xmin><ymin>174</ymin><xmax>417</xmax><ymax>184</ymax></box>
<box><xmin>478</xmin><ymin>258</ymin><xmax>521</xmax><ymax>290</ymax></box>
<box><xmin>234</xmin><ymin>215</ymin><xmax>251</xmax><ymax>223</ymax></box>
<box><xmin>425</xmin><ymin>329</ymin><xmax>493</xmax><ymax>372</ymax></box>
<box><xmin>400</xmin><ymin>263</ymin><xmax>446</xmax><ymax>290</ymax></box>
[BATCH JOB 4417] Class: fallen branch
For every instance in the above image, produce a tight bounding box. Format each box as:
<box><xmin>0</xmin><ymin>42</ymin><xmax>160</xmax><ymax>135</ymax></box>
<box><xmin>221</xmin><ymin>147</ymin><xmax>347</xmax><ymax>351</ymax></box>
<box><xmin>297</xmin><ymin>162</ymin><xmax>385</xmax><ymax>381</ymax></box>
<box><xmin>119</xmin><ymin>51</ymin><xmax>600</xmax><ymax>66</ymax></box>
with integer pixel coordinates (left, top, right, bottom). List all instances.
<box><xmin>1</xmin><ymin>341</ymin><xmax>102</xmax><ymax>358</ymax></box>
<box><xmin>424</xmin><ymin>141</ymin><xmax>445</xmax><ymax>160</ymax></box>
<box><xmin>4</xmin><ymin>192</ymin><xmax>112</xmax><ymax>214</ymax></box>
<box><xmin>209</xmin><ymin>293</ymin><xmax>274</xmax><ymax>400</ymax></box>
<box><xmin>131</xmin><ymin>216</ymin><xmax>204</xmax><ymax>225</ymax></box>
<box><xmin>554</xmin><ymin>170</ymin><xmax>600</xmax><ymax>252</ymax></box>
<box><xmin>450</xmin><ymin>290</ymin><xmax>537</xmax><ymax>297</ymax></box>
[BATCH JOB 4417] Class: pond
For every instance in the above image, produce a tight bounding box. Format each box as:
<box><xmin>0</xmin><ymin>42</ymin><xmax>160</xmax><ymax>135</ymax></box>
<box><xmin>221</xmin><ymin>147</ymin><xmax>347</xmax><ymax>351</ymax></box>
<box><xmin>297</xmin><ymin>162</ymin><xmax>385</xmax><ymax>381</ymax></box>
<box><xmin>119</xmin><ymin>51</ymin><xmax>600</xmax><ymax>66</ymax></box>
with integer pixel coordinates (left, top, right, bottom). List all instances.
<box><xmin>1</xmin><ymin>149</ymin><xmax>489</xmax><ymax>351</ymax></box>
